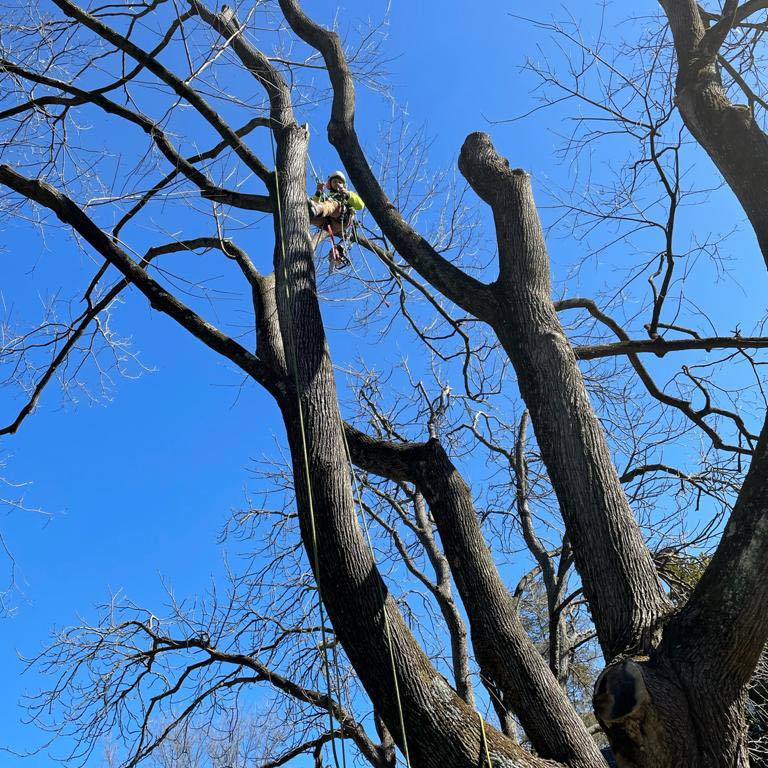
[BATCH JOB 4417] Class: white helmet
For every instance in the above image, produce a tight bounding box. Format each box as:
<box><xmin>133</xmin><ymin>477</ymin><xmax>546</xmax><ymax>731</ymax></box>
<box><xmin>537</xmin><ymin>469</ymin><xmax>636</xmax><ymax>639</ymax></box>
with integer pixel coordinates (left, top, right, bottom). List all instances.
<box><xmin>328</xmin><ymin>170</ymin><xmax>347</xmax><ymax>185</ymax></box>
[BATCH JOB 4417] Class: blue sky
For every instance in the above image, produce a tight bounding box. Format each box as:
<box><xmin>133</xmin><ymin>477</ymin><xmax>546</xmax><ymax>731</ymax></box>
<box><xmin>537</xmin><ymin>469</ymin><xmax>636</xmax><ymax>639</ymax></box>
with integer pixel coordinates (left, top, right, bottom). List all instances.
<box><xmin>1</xmin><ymin>1</ymin><xmax>767</xmax><ymax>766</ymax></box>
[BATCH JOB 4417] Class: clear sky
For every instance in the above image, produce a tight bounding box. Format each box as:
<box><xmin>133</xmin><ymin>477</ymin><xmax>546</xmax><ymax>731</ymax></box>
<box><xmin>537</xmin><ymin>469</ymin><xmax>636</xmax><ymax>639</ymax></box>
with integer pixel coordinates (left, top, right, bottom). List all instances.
<box><xmin>1</xmin><ymin>1</ymin><xmax>766</xmax><ymax>766</ymax></box>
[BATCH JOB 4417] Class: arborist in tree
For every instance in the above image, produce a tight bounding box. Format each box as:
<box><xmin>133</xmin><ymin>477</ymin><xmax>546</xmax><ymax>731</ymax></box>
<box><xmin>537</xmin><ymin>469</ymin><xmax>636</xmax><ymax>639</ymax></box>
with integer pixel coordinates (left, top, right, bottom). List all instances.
<box><xmin>308</xmin><ymin>170</ymin><xmax>365</xmax><ymax>269</ymax></box>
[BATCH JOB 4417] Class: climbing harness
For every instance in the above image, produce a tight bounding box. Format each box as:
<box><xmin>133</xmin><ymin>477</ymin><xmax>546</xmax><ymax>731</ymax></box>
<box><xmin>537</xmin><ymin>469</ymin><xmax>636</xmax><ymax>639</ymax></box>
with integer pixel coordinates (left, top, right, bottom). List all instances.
<box><xmin>308</xmin><ymin>158</ymin><xmax>357</xmax><ymax>272</ymax></box>
<box><xmin>325</xmin><ymin>220</ymin><xmax>351</xmax><ymax>271</ymax></box>
<box><xmin>318</xmin><ymin>194</ymin><xmax>356</xmax><ymax>272</ymax></box>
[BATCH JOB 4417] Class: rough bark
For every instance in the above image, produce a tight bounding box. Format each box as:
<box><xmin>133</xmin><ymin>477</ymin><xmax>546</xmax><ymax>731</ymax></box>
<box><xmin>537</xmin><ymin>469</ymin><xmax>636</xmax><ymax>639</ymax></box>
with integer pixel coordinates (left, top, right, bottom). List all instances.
<box><xmin>279</xmin><ymin>0</ymin><xmax>671</xmax><ymax>666</ymax></box>
<box><xmin>7</xmin><ymin>2</ymin><xmax>768</xmax><ymax>767</ymax></box>
<box><xmin>593</xmin><ymin>658</ymin><xmax>699</xmax><ymax>768</ymax></box>
<box><xmin>268</xmin><ymin>122</ymin><xmax>562</xmax><ymax>768</ymax></box>
<box><xmin>346</xmin><ymin>428</ymin><xmax>606</xmax><ymax>768</ymax></box>
<box><xmin>660</xmin><ymin>0</ymin><xmax>768</xmax><ymax>265</ymax></box>
<box><xmin>457</xmin><ymin>133</ymin><xmax>671</xmax><ymax>662</ymax></box>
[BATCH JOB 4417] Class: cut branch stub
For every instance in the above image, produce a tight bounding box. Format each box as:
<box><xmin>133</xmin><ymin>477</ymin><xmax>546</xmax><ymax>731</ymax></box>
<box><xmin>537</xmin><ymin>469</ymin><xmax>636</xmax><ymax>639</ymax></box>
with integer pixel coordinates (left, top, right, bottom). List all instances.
<box><xmin>457</xmin><ymin>133</ymin><xmax>547</xmax><ymax>294</ymax></box>
<box><xmin>594</xmin><ymin>660</ymin><xmax>650</xmax><ymax>726</ymax></box>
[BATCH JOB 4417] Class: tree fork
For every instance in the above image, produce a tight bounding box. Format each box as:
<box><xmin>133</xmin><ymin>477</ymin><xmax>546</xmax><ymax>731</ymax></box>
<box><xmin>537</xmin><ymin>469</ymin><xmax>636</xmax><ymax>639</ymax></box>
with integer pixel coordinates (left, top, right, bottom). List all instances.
<box><xmin>269</xmin><ymin>121</ymin><xmax>559</xmax><ymax>768</ymax></box>
<box><xmin>345</xmin><ymin>427</ymin><xmax>605</xmax><ymax>767</ymax></box>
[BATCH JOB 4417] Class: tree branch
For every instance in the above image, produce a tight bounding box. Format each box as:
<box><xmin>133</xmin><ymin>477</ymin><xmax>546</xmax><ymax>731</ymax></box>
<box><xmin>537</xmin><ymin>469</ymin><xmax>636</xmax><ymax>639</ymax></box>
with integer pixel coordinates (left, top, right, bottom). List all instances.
<box><xmin>345</xmin><ymin>425</ymin><xmax>604</xmax><ymax>768</ymax></box>
<box><xmin>0</xmin><ymin>166</ymin><xmax>283</xmax><ymax>398</ymax></box>
<box><xmin>0</xmin><ymin>236</ymin><xmax>261</xmax><ymax>436</ymax></box>
<box><xmin>50</xmin><ymin>0</ymin><xmax>274</xmax><ymax>186</ymax></box>
<box><xmin>189</xmin><ymin>0</ymin><xmax>294</xmax><ymax>131</ymax></box>
<box><xmin>111</xmin><ymin>116</ymin><xmax>272</xmax><ymax>240</ymax></box>
<box><xmin>572</xmin><ymin>335</ymin><xmax>768</xmax><ymax>360</ymax></box>
<box><xmin>0</xmin><ymin>60</ymin><xmax>272</xmax><ymax>212</ymax></box>
<box><xmin>276</xmin><ymin>0</ymin><xmax>495</xmax><ymax>320</ymax></box>
<box><xmin>557</xmin><ymin>297</ymin><xmax>755</xmax><ymax>453</ymax></box>
<box><xmin>458</xmin><ymin>132</ymin><xmax>671</xmax><ymax>660</ymax></box>
<box><xmin>698</xmin><ymin>0</ymin><xmax>739</xmax><ymax>61</ymax></box>
<box><xmin>660</xmin><ymin>0</ymin><xmax>768</xmax><ymax>266</ymax></box>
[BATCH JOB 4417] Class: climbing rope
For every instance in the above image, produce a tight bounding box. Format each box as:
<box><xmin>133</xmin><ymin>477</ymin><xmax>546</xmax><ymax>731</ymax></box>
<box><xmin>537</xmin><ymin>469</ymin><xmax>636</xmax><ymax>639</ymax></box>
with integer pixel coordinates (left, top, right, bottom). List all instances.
<box><xmin>307</xmin><ymin>149</ymin><xmax>324</xmax><ymax>191</ymax></box>
<box><xmin>270</xmin><ymin>130</ymin><xmax>411</xmax><ymax>768</ymax></box>
<box><xmin>276</xmin><ymin>135</ymin><xmax>500</xmax><ymax>768</ymax></box>
<box><xmin>339</xmin><ymin>426</ymin><xmax>412</xmax><ymax>768</ymax></box>
<box><xmin>270</xmin><ymin>129</ymin><xmax>346</xmax><ymax>768</ymax></box>
<box><xmin>478</xmin><ymin>711</ymin><xmax>493</xmax><ymax>768</ymax></box>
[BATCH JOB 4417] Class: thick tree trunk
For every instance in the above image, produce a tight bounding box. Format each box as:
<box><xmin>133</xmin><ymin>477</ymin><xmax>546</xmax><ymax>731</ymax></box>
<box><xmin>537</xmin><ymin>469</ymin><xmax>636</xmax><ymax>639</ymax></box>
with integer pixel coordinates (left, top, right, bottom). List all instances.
<box><xmin>269</xmin><ymin>121</ymin><xmax>561</xmax><ymax>768</ymax></box>
<box><xmin>457</xmin><ymin>133</ymin><xmax>671</xmax><ymax>663</ymax></box>
<box><xmin>594</xmin><ymin>655</ymin><xmax>750</xmax><ymax>768</ymax></box>
<box><xmin>456</xmin><ymin>132</ymin><xmax>768</xmax><ymax>768</ymax></box>
<box><xmin>14</xmin><ymin>3</ymin><xmax>768</xmax><ymax>766</ymax></box>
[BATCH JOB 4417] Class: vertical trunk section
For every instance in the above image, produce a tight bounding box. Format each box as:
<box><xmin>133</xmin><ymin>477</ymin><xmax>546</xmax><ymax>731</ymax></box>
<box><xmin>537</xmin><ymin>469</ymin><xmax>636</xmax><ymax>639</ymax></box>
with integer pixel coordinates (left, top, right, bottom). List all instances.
<box><xmin>270</xmin><ymin>122</ymin><xmax>557</xmax><ymax>768</ymax></box>
<box><xmin>458</xmin><ymin>132</ymin><xmax>670</xmax><ymax>661</ymax></box>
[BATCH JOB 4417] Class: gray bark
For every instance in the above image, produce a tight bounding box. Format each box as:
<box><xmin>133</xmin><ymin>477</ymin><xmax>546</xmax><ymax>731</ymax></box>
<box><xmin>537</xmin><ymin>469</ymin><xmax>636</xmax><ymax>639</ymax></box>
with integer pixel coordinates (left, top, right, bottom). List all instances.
<box><xmin>268</xmin><ymin>114</ymin><xmax>565</xmax><ymax>768</ymax></box>
<box><xmin>6</xmin><ymin>2</ymin><xmax>768</xmax><ymax>767</ymax></box>
<box><xmin>457</xmin><ymin>133</ymin><xmax>672</xmax><ymax>663</ymax></box>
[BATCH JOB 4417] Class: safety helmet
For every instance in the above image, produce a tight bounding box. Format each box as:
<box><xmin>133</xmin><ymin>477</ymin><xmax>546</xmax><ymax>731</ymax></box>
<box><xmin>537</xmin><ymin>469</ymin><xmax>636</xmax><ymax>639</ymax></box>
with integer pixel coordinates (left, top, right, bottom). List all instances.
<box><xmin>328</xmin><ymin>170</ymin><xmax>347</xmax><ymax>185</ymax></box>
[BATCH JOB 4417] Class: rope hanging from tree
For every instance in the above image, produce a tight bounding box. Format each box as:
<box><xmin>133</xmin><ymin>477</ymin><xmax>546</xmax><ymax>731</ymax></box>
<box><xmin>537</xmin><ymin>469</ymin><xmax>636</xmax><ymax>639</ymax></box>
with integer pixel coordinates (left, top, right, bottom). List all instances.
<box><xmin>271</xmin><ymin>132</ymin><xmax>411</xmax><ymax>768</ymax></box>
<box><xmin>274</xmin><ymin>129</ymin><xmax>498</xmax><ymax>768</ymax></box>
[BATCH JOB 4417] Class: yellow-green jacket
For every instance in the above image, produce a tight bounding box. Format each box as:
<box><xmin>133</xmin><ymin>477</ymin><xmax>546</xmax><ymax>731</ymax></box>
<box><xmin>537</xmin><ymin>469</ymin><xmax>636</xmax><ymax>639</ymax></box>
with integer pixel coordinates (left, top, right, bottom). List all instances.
<box><xmin>311</xmin><ymin>188</ymin><xmax>365</xmax><ymax>211</ymax></box>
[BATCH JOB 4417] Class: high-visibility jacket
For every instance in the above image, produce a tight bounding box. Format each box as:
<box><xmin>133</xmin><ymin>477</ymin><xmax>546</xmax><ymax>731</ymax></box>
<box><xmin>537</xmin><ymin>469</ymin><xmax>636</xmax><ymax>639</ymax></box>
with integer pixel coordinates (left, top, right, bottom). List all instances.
<box><xmin>311</xmin><ymin>188</ymin><xmax>365</xmax><ymax>212</ymax></box>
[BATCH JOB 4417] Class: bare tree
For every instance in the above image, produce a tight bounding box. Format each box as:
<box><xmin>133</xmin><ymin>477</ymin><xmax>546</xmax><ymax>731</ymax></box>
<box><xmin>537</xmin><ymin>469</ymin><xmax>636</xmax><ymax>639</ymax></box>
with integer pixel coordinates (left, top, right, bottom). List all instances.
<box><xmin>3</xmin><ymin>1</ymin><xmax>768</xmax><ymax>767</ymax></box>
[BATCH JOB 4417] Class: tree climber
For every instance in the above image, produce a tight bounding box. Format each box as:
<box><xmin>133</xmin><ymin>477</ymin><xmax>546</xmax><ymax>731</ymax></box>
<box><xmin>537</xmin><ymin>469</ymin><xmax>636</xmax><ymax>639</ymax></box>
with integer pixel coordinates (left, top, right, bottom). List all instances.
<box><xmin>308</xmin><ymin>170</ymin><xmax>365</xmax><ymax>269</ymax></box>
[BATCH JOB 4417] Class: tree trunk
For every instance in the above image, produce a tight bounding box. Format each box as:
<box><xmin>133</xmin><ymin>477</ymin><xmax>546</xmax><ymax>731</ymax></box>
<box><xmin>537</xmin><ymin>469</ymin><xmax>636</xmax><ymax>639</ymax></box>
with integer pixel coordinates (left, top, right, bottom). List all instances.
<box><xmin>457</xmin><ymin>132</ymin><xmax>671</xmax><ymax>663</ymax></box>
<box><xmin>659</xmin><ymin>0</ymin><xmax>768</xmax><ymax>266</ymax></box>
<box><xmin>270</xmin><ymin>120</ymin><xmax>560</xmax><ymax>768</ymax></box>
<box><xmin>595</xmin><ymin>656</ymin><xmax>749</xmax><ymax>768</ymax></box>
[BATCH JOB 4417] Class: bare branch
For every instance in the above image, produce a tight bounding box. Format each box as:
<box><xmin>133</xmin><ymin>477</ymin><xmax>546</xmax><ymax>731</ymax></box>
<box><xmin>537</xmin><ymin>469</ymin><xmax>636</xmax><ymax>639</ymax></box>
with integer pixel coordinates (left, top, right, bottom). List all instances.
<box><xmin>0</xmin><ymin>166</ymin><xmax>283</xmax><ymax>397</ymax></box>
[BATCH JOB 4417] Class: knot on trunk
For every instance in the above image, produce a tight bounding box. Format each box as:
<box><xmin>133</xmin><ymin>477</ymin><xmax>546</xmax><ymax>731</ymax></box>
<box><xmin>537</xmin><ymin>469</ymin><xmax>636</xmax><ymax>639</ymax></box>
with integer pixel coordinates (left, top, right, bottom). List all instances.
<box><xmin>594</xmin><ymin>658</ymin><xmax>695</xmax><ymax>768</ymax></box>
